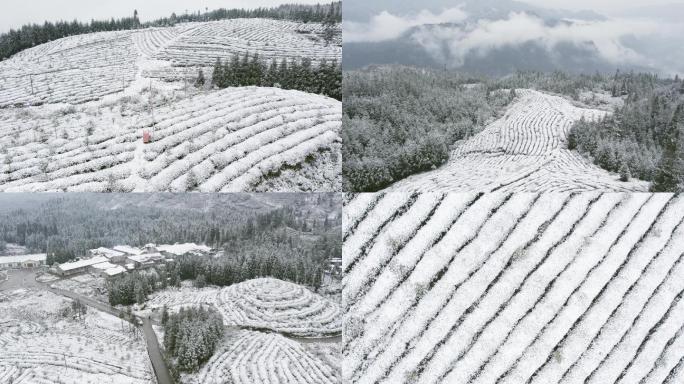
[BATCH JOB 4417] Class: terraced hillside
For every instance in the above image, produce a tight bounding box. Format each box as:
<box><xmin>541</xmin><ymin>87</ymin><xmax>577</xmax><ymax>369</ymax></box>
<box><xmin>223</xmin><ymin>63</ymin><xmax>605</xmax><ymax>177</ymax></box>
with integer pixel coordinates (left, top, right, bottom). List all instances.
<box><xmin>0</xmin><ymin>289</ymin><xmax>154</xmax><ymax>384</ymax></box>
<box><xmin>193</xmin><ymin>330</ymin><xmax>340</xmax><ymax>384</ymax></box>
<box><xmin>388</xmin><ymin>90</ymin><xmax>649</xmax><ymax>193</ymax></box>
<box><xmin>0</xmin><ymin>19</ymin><xmax>342</xmax><ymax>192</ymax></box>
<box><xmin>0</xmin><ymin>19</ymin><xmax>341</xmax><ymax>106</ymax></box>
<box><xmin>0</xmin><ymin>87</ymin><xmax>340</xmax><ymax>192</ymax></box>
<box><xmin>143</xmin><ymin>278</ymin><xmax>341</xmax><ymax>337</ymax></box>
<box><xmin>343</xmin><ymin>192</ymin><xmax>684</xmax><ymax>384</ymax></box>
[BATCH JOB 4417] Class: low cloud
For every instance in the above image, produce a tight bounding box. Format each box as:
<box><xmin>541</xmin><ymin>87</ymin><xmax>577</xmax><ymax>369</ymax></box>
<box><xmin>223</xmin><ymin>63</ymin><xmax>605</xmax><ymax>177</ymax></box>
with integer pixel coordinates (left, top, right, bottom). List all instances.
<box><xmin>411</xmin><ymin>12</ymin><xmax>671</xmax><ymax>69</ymax></box>
<box><xmin>343</xmin><ymin>7</ymin><xmax>468</xmax><ymax>43</ymax></box>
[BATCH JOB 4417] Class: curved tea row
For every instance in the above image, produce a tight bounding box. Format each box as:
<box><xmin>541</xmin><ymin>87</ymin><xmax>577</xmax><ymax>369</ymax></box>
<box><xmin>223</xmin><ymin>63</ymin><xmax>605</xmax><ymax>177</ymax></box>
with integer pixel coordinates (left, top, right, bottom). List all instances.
<box><xmin>0</xmin><ymin>87</ymin><xmax>341</xmax><ymax>192</ymax></box>
<box><xmin>194</xmin><ymin>330</ymin><xmax>339</xmax><ymax>384</ymax></box>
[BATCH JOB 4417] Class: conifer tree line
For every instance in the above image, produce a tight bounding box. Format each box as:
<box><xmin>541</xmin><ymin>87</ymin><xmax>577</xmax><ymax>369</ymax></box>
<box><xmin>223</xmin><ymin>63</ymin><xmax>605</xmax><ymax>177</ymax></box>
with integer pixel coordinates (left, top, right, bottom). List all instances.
<box><xmin>204</xmin><ymin>54</ymin><xmax>341</xmax><ymax>101</ymax></box>
<box><xmin>0</xmin><ymin>2</ymin><xmax>341</xmax><ymax>60</ymax></box>
<box><xmin>568</xmin><ymin>74</ymin><xmax>684</xmax><ymax>192</ymax></box>
<box><xmin>343</xmin><ymin>67</ymin><xmax>513</xmax><ymax>191</ymax></box>
<box><xmin>161</xmin><ymin>307</ymin><xmax>224</xmax><ymax>375</ymax></box>
<box><xmin>0</xmin><ymin>193</ymin><xmax>340</xmax><ymax>265</ymax></box>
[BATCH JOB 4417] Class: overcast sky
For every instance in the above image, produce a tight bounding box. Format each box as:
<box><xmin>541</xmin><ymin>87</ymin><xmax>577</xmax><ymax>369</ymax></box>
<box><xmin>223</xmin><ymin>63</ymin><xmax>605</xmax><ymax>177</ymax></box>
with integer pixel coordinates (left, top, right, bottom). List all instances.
<box><xmin>0</xmin><ymin>0</ymin><xmax>321</xmax><ymax>33</ymax></box>
<box><xmin>521</xmin><ymin>0</ymin><xmax>684</xmax><ymax>15</ymax></box>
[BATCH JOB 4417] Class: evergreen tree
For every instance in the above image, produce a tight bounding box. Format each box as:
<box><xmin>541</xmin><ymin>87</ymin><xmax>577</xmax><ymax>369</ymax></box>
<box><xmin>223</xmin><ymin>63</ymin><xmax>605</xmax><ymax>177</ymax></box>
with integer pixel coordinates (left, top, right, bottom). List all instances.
<box><xmin>211</xmin><ymin>58</ymin><xmax>222</xmax><ymax>87</ymax></box>
<box><xmin>161</xmin><ymin>305</ymin><xmax>169</xmax><ymax>326</ymax></box>
<box><xmin>652</xmin><ymin>104</ymin><xmax>684</xmax><ymax>191</ymax></box>
<box><xmin>195</xmin><ymin>68</ymin><xmax>205</xmax><ymax>87</ymax></box>
<box><xmin>619</xmin><ymin>161</ymin><xmax>632</xmax><ymax>182</ymax></box>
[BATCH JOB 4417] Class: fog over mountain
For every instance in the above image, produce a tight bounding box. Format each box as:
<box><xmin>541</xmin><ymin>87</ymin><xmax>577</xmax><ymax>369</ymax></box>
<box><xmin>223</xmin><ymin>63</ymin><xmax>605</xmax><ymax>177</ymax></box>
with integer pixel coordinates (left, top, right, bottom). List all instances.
<box><xmin>343</xmin><ymin>0</ymin><xmax>684</xmax><ymax>76</ymax></box>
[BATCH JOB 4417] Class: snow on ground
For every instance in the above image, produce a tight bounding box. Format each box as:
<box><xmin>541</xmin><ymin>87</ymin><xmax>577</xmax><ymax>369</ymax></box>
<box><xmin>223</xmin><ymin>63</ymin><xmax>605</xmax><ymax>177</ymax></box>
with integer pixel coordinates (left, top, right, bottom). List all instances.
<box><xmin>0</xmin><ymin>86</ymin><xmax>341</xmax><ymax>192</ymax></box>
<box><xmin>0</xmin><ymin>288</ymin><xmax>154</xmax><ymax>384</ymax></box>
<box><xmin>0</xmin><ymin>18</ymin><xmax>342</xmax><ymax>192</ymax></box>
<box><xmin>343</xmin><ymin>192</ymin><xmax>684</xmax><ymax>384</ymax></box>
<box><xmin>387</xmin><ymin>89</ymin><xmax>650</xmax><ymax>193</ymax></box>
<box><xmin>156</xmin><ymin>243</ymin><xmax>211</xmax><ymax>255</ymax></box>
<box><xmin>0</xmin><ymin>243</ymin><xmax>30</xmax><ymax>255</ymax></box>
<box><xmin>190</xmin><ymin>329</ymin><xmax>340</xmax><ymax>384</ymax></box>
<box><xmin>50</xmin><ymin>273</ymin><xmax>108</xmax><ymax>301</ymax></box>
<box><xmin>0</xmin><ymin>19</ymin><xmax>340</xmax><ymax>107</ymax></box>
<box><xmin>141</xmin><ymin>278</ymin><xmax>341</xmax><ymax>337</ymax></box>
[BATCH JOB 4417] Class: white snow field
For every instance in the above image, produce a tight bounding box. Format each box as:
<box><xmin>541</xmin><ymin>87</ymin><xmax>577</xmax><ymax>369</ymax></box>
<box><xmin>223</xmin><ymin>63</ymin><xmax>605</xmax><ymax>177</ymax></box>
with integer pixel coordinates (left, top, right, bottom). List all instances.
<box><xmin>143</xmin><ymin>278</ymin><xmax>341</xmax><ymax>337</ymax></box>
<box><xmin>388</xmin><ymin>89</ymin><xmax>650</xmax><ymax>193</ymax></box>
<box><xmin>193</xmin><ymin>330</ymin><xmax>340</xmax><ymax>384</ymax></box>
<box><xmin>343</xmin><ymin>192</ymin><xmax>684</xmax><ymax>384</ymax></box>
<box><xmin>0</xmin><ymin>289</ymin><xmax>154</xmax><ymax>384</ymax></box>
<box><xmin>0</xmin><ymin>19</ymin><xmax>342</xmax><ymax>192</ymax></box>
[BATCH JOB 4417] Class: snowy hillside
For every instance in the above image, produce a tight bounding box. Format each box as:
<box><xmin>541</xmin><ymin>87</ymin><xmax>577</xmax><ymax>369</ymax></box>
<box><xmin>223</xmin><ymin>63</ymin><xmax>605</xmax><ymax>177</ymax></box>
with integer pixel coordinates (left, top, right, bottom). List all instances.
<box><xmin>193</xmin><ymin>329</ymin><xmax>339</xmax><ymax>384</ymax></box>
<box><xmin>142</xmin><ymin>278</ymin><xmax>341</xmax><ymax>337</ymax></box>
<box><xmin>388</xmin><ymin>89</ymin><xmax>649</xmax><ymax>193</ymax></box>
<box><xmin>0</xmin><ymin>19</ymin><xmax>341</xmax><ymax>106</ymax></box>
<box><xmin>343</xmin><ymin>192</ymin><xmax>684</xmax><ymax>384</ymax></box>
<box><xmin>0</xmin><ymin>289</ymin><xmax>154</xmax><ymax>384</ymax></box>
<box><xmin>0</xmin><ymin>19</ymin><xmax>342</xmax><ymax>192</ymax></box>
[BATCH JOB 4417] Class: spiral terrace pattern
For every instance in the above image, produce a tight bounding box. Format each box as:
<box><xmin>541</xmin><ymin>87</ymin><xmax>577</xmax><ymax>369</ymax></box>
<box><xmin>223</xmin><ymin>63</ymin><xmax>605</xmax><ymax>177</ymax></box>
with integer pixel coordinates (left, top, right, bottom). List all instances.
<box><xmin>144</xmin><ymin>278</ymin><xmax>341</xmax><ymax>337</ymax></box>
<box><xmin>388</xmin><ymin>90</ymin><xmax>650</xmax><ymax>193</ymax></box>
<box><xmin>194</xmin><ymin>330</ymin><xmax>340</xmax><ymax>384</ymax></box>
<box><xmin>0</xmin><ymin>289</ymin><xmax>154</xmax><ymax>384</ymax></box>
<box><xmin>0</xmin><ymin>87</ymin><xmax>341</xmax><ymax>192</ymax></box>
<box><xmin>343</xmin><ymin>192</ymin><xmax>684</xmax><ymax>384</ymax></box>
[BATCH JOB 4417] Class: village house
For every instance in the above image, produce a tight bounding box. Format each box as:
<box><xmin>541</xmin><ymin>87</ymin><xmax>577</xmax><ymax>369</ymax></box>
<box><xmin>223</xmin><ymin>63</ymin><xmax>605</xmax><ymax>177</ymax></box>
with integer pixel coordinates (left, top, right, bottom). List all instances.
<box><xmin>90</xmin><ymin>262</ymin><xmax>127</xmax><ymax>279</ymax></box>
<box><xmin>112</xmin><ymin>245</ymin><xmax>143</xmax><ymax>256</ymax></box>
<box><xmin>89</xmin><ymin>247</ymin><xmax>127</xmax><ymax>263</ymax></box>
<box><xmin>55</xmin><ymin>256</ymin><xmax>108</xmax><ymax>276</ymax></box>
<box><xmin>127</xmin><ymin>253</ymin><xmax>165</xmax><ymax>269</ymax></box>
<box><xmin>143</xmin><ymin>243</ymin><xmax>158</xmax><ymax>253</ymax></box>
<box><xmin>0</xmin><ymin>254</ymin><xmax>47</xmax><ymax>270</ymax></box>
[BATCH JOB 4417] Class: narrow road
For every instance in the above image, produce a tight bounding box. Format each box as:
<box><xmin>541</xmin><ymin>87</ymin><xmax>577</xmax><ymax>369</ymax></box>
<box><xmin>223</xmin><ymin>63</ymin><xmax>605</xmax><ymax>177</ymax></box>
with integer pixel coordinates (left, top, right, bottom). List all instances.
<box><xmin>143</xmin><ymin>317</ymin><xmax>174</xmax><ymax>384</ymax></box>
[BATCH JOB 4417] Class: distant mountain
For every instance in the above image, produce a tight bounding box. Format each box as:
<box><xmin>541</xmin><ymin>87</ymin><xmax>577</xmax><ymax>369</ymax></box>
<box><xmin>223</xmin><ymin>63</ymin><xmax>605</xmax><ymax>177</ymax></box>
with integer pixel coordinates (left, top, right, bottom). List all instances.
<box><xmin>343</xmin><ymin>0</ymin><xmax>676</xmax><ymax>75</ymax></box>
<box><xmin>344</xmin><ymin>24</ymin><xmax>654</xmax><ymax>74</ymax></box>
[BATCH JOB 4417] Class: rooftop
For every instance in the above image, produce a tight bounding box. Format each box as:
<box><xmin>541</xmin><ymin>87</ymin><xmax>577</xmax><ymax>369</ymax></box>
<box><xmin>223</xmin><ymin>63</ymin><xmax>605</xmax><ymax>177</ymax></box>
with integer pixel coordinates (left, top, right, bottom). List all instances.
<box><xmin>91</xmin><ymin>262</ymin><xmax>118</xmax><ymax>270</ymax></box>
<box><xmin>0</xmin><ymin>254</ymin><xmax>47</xmax><ymax>263</ymax></box>
<box><xmin>127</xmin><ymin>253</ymin><xmax>164</xmax><ymax>264</ymax></box>
<box><xmin>112</xmin><ymin>245</ymin><xmax>143</xmax><ymax>255</ymax></box>
<box><xmin>103</xmin><ymin>265</ymin><xmax>127</xmax><ymax>276</ymax></box>
<box><xmin>58</xmin><ymin>256</ymin><xmax>108</xmax><ymax>271</ymax></box>
<box><xmin>90</xmin><ymin>247</ymin><xmax>125</xmax><ymax>258</ymax></box>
